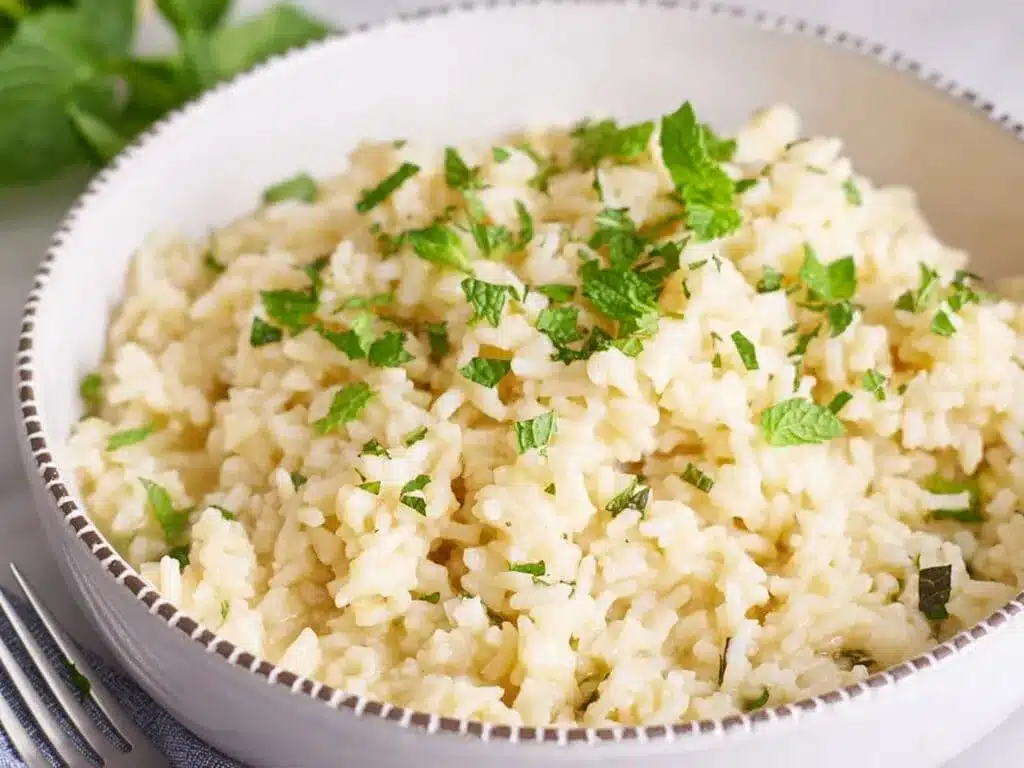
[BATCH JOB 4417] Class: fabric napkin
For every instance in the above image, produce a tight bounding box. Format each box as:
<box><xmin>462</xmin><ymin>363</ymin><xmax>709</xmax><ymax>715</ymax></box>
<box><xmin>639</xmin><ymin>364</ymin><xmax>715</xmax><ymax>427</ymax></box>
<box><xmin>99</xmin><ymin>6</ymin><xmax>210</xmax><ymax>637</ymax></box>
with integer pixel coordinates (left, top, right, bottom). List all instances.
<box><xmin>0</xmin><ymin>590</ymin><xmax>242</xmax><ymax>768</ymax></box>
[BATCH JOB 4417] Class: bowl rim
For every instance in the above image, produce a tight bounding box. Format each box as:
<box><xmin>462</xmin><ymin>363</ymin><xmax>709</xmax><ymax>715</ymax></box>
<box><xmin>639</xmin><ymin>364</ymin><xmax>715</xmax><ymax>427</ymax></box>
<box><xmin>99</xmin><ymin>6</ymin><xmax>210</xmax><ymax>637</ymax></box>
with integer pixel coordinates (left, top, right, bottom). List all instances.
<box><xmin>15</xmin><ymin>0</ymin><xmax>1024</xmax><ymax>748</ymax></box>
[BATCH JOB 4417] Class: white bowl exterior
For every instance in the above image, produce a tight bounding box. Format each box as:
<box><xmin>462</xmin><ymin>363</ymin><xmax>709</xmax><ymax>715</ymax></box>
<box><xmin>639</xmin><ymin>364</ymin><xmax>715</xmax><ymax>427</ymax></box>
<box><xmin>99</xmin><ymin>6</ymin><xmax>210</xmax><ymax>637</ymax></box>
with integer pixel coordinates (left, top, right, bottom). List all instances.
<box><xmin>17</xmin><ymin>3</ymin><xmax>1024</xmax><ymax>766</ymax></box>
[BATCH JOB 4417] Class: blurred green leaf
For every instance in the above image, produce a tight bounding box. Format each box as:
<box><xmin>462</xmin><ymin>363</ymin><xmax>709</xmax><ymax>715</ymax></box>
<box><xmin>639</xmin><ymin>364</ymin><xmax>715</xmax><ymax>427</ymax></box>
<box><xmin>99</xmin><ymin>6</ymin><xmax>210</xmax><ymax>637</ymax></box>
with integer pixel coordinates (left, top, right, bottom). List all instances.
<box><xmin>156</xmin><ymin>0</ymin><xmax>230</xmax><ymax>35</ymax></box>
<box><xmin>77</xmin><ymin>0</ymin><xmax>135</xmax><ymax>54</ymax></box>
<box><xmin>66</xmin><ymin>101</ymin><xmax>128</xmax><ymax>162</ymax></box>
<box><xmin>210</xmin><ymin>4</ymin><xmax>329</xmax><ymax>79</ymax></box>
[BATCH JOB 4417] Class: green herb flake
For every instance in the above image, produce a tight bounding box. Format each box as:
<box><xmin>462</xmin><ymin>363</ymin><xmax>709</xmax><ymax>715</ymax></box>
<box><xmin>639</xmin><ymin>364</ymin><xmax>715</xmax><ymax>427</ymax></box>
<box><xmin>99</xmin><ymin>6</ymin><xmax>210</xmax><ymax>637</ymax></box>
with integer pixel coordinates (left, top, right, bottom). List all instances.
<box><xmin>606</xmin><ymin>477</ymin><xmax>651</xmax><ymax>517</ymax></box>
<box><xmin>790</xmin><ymin>323</ymin><xmax>821</xmax><ymax>358</ymax></box>
<box><xmin>756</xmin><ymin>267</ymin><xmax>783</xmax><ymax>293</ymax></box>
<box><xmin>403</xmin><ymin>426</ymin><xmax>428</xmax><ymax>447</ymax></box>
<box><xmin>826</xmin><ymin>301</ymin><xmax>856</xmax><ymax>337</ymax></box>
<box><xmin>460</xmin><ymin>357</ymin><xmax>512</xmax><ymax>388</ymax></box>
<box><xmin>537</xmin><ymin>306</ymin><xmax>583</xmax><ymax>346</ymax></box>
<box><xmin>360</xmin><ymin>438</ymin><xmax>390</xmax><ymax>458</ymax></box>
<box><xmin>64</xmin><ymin>660</ymin><xmax>91</xmax><ymax>698</ymax></box>
<box><xmin>742</xmin><ymin>687</ymin><xmax>770</xmax><ymax>713</ymax></box>
<box><xmin>416</xmin><ymin>591</ymin><xmax>441</xmax><ymax>604</ymax></box>
<box><xmin>862</xmin><ymin>369</ymin><xmax>887</xmax><ymax>401</ymax></box>
<box><xmin>337</xmin><ymin>293</ymin><xmax>394</xmax><ymax>311</ymax></box>
<box><xmin>492</xmin><ymin>146</ymin><xmax>511</xmax><ymax>163</ymax></box>
<box><xmin>203</xmin><ymin>251</ymin><xmax>226</xmax><ymax>274</ymax></box>
<box><xmin>408</xmin><ymin>223</ymin><xmax>471</xmax><ymax>272</ymax></box>
<box><xmin>262</xmin><ymin>172</ymin><xmax>318</xmax><ymax>204</ymax></box>
<box><xmin>260</xmin><ymin>288</ymin><xmax>319</xmax><ymax>333</ymax></box>
<box><xmin>107</xmin><ymin>422</ymin><xmax>157</xmax><ymax>451</ymax></box>
<box><xmin>834</xmin><ymin>649</ymin><xmax>875</xmax><ymax>671</ymax></box>
<box><xmin>544</xmin><ymin>483</ymin><xmax>556</xmax><ymax>495</ymax></box>
<box><xmin>658</xmin><ymin>102</ymin><xmax>741</xmax><ymax>241</ymax></box>
<box><xmin>358</xmin><ymin>480</ymin><xmax>381</xmax><ymax>495</ymax></box>
<box><xmin>513</xmin><ymin>411</ymin><xmax>557</xmax><ymax>454</ymax></box>
<box><xmin>537</xmin><ymin>283</ymin><xmax>576</xmax><ymax>303</ymax></box>
<box><xmin>760</xmin><ymin>398</ymin><xmax>846</xmax><ymax>447</ymax></box>
<box><xmin>355</xmin><ymin>162</ymin><xmax>420</xmax><ymax>212</ymax></box>
<box><xmin>167</xmin><ymin>545</ymin><xmax>190</xmax><ymax>569</ymax></box>
<box><xmin>461</xmin><ymin>277</ymin><xmax>518</xmax><ymax>327</ymax></box>
<box><xmin>443</xmin><ymin>148</ymin><xmax>480</xmax><ymax>191</ymax></box>
<box><xmin>250</xmin><ymin>316</ymin><xmax>283</xmax><ymax>347</ymax></box>
<box><xmin>140</xmin><ymin>478</ymin><xmax>189</xmax><ymax>541</ymax></box>
<box><xmin>515</xmin><ymin>200</ymin><xmax>534</xmax><ymax>248</ymax></box>
<box><xmin>79</xmin><ymin>372</ymin><xmax>103</xmax><ymax>413</ymax></box>
<box><xmin>426</xmin><ymin>321</ymin><xmax>450</xmax><ymax>363</ymax></box>
<box><xmin>842</xmin><ymin>178</ymin><xmax>862</xmax><ymax>206</ymax></box>
<box><xmin>799</xmin><ymin>245</ymin><xmax>857</xmax><ymax>302</ymax></box>
<box><xmin>571</xmin><ymin>118</ymin><xmax>654</xmax><ymax>168</ymax></box>
<box><xmin>316</xmin><ymin>313</ymin><xmax>375</xmax><ymax>360</ymax></box>
<box><xmin>220</xmin><ymin>600</ymin><xmax>230</xmax><ymax>621</ymax></box>
<box><xmin>633</xmin><ymin>241</ymin><xmax>682</xmax><ymax>295</ymax></box>
<box><xmin>730</xmin><ymin>331</ymin><xmax>759</xmax><ymax>371</ymax></box>
<box><xmin>734</xmin><ymin>178</ymin><xmax>758</xmax><ymax>194</ymax></box>
<box><xmin>579</xmin><ymin>260</ymin><xmax>659</xmax><ymax>334</ymax></box>
<box><xmin>401</xmin><ymin>495</ymin><xmax>427</xmax><ymax>515</ymax></box>
<box><xmin>931</xmin><ymin>310</ymin><xmax>956</xmax><ymax>337</ymax></box>
<box><xmin>314</xmin><ymin>382</ymin><xmax>374</xmax><ymax>434</ymax></box>
<box><xmin>827</xmin><ymin>391</ymin><xmax>853</xmax><ymax>414</ymax></box>
<box><xmin>924</xmin><ymin>475</ymin><xmax>983</xmax><ymax>523</ymax></box>
<box><xmin>509</xmin><ymin>560</ymin><xmax>546</xmax><ymax>577</ymax></box>
<box><xmin>208</xmin><ymin>504</ymin><xmax>234</xmax><ymax>521</ymax></box>
<box><xmin>588</xmin><ymin>207</ymin><xmax>644</xmax><ymax>270</ymax></box>
<box><xmin>367</xmin><ymin>330</ymin><xmax>413</xmax><ymax>368</ymax></box>
<box><xmin>290</xmin><ymin>472</ymin><xmax>308</xmax><ymax>489</ymax></box>
<box><xmin>895</xmin><ymin>263</ymin><xmax>940</xmax><ymax>313</ymax></box>
<box><xmin>681</xmin><ymin>462</ymin><xmax>714</xmax><ymax>492</ymax></box>
<box><xmin>918</xmin><ymin>564</ymin><xmax>952</xmax><ymax>621</ymax></box>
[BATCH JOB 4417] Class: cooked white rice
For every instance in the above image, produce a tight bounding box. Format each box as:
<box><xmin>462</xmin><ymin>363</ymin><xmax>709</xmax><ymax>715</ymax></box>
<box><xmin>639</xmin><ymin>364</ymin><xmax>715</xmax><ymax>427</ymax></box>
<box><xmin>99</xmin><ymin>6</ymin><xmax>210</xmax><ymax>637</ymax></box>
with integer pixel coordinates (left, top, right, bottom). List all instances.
<box><xmin>68</xmin><ymin>103</ymin><xmax>1024</xmax><ymax>727</ymax></box>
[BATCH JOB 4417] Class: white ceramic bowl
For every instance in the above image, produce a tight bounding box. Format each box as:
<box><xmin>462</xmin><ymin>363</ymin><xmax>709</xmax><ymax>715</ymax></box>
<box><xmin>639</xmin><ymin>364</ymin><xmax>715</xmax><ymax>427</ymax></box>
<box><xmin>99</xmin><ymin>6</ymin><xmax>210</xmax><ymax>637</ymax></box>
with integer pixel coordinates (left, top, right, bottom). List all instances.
<box><xmin>16</xmin><ymin>2</ymin><xmax>1024</xmax><ymax>767</ymax></box>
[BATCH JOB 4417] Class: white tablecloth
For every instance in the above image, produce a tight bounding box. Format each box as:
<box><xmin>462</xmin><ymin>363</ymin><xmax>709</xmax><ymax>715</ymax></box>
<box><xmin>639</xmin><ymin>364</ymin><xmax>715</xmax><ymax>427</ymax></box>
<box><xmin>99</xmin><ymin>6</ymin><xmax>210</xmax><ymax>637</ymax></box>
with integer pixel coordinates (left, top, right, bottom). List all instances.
<box><xmin>0</xmin><ymin>1</ymin><xmax>1019</xmax><ymax>764</ymax></box>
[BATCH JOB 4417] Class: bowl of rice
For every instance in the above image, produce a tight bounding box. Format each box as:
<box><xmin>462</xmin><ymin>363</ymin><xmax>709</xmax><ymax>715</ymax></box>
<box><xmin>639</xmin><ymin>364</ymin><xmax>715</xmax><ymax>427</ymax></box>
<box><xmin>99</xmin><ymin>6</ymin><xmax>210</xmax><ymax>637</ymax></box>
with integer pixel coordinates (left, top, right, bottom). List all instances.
<box><xmin>17</xmin><ymin>2</ymin><xmax>1024</xmax><ymax>767</ymax></box>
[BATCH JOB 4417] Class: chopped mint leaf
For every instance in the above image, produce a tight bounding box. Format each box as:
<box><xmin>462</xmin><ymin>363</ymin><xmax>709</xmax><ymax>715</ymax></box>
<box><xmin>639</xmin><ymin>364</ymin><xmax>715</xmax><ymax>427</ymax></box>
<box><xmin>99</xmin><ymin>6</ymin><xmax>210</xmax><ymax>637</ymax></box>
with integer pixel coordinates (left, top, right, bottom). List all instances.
<box><xmin>316</xmin><ymin>313</ymin><xmax>375</xmax><ymax>360</ymax></box>
<box><xmin>701</xmin><ymin>123</ymin><xmax>737</xmax><ymax>162</ymax></box>
<box><xmin>734</xmin><ymin>178</ymin><xmax>758</xmax><ymax>194</ymax></box>
<box><xmin>65</xmin><ymin>660</ymin><xmax>91</xmax><ymax>698</ymax></box>
<box><xmin>220</xmin><ymin>600</ymin><xmax>230</xmax><ymax>621</ymax></box>
<box><xmin>140</xmin><ymin>478</ymin><xmax>189</xmax><ymax>541</ymax></box>
<box><xmin>360</xmin><ymin>438</ymin><xmax>390</xmax><ymax>458</ymax></box>
<box><xmin>919</xmin><ymin>564</ymin><xmax>952</xmax><ymax>621</ymax></box>
<box><xmin>633</xmin><ymin>241</ymin><xmax>682</xmax><ymax>294</ymax></box>
<box><xmin>588</xmin><ymin>207</ymin><xmax>644</xmax><ymax>270</ymax></box>
<box><xmin>826</xmin><ymin>301</ymin><xmax>856</xmax><ymax>337</ymax></box>
<box><xmin>250</xmin><ymin>316</ymin><xmax>283</xmax><ymax>347</ymax></box>
<box><xmin>537</xmin><ymin>283</ymin><xmax>576</xmax><ymax>303</ymax></box>
<box><xmin>426</xmin><ymin>321</ymin><xmax>450</xmax><ymax>362</ymax></box>
<box><xmin>368</xmin><ymin>331</ymin><xmax>413</xmax><ymax>368</ymax></box>
<box><xmin>790</xmin><ymin>324</ymin><xmax>821</xmax><ymax>358</ymax></box>
<box><xmin>544</xmin><ymin>483</ymin><xmax>556</xmax><ymax>495</ymax></box>
<box><xmin>401</xmin><ymin>475</ymin><xmax>431</xmax><ymax>495</ymax></box>
<box><xmin>403</xmin><ymin>426</ymin><xmax>428</xmax><ymax>447</ymax></box>
<box><xmin>79</xmin><ymin>372</ymin><xmax>103</xmax><ymax>413</ymax></box>
<box><xmin>167</xmin><ymin>545</ymin><xmax>190</xmax><ymax>569</ymax></box>
<box><xmin>263</xmin><ymin>172</ymin><xmax>318</xmax><ymax>204</ymax></box>
<box><xmin>612</xmin><ymin>336</ymin><xmax>644</xmax><ymax>357</ymax></box>
<box><xmin>209</xmin><ymin>505</ymin><xmax>234</xmax><ymax>521</ymax></box>
<box><xmin>408</xmin><ymin>223</ymin><xmax>471</xmax><ymax>272</ymax></box>
<box><xmin>290</xmin><ymin>472</ymin><xmax>307</xmax><ymax>489</ymax></box>
<box><xmin>337</xmin><ymin>293</ymin><xmax>394</xmax><ymax>311</ymax></box>
<box><xmin>931</xmin><ymin>310</ymin><xmax>956</xmax><ymax>337</ymax></box>
<box><xmin>303</xmin><ymin>256</ymin><xmax>330</xmax><ymax>298</ymax></box>
<box><xmin>314</xmin><ymin>383</ymin><xmax>373</xmax><ymax>434</ymax></box>
<box><xmin>466</xmin><ymin>195</ymin><xmax>514</xmax><ymax>259</ymax></box>
<box><xmin>895</xmin><ymin>263</ymin><xmax>940</xmax><ymax>313</ymax></box>
<box><xmin>444</xmin><ymin>147</ymin><xmax>481</xmax><ymax>191</ymax></box>
<box><xmin>537</xmin><ymin>306</ymin><xmax>583</xmax><ymax>346</ymax></box>
<box><xmin>513</xmin><ymin>411</ymin><xmax>557</xmax><ymax>454</ymax></box>
<box><xmin>760</xmin><ymin>398</ymin><xmax>845</xmax><ymax>447</ymax></box>
<box><xmin>826</xmin><ymin>256</ymin><xmax>857</xmax><ymax>301</ymax></box>
<box><xmin>509</xmin><ymin>560</ymin><xmax>546</xmax><ymax>577</ymax></box>
<box><xmin>515</xmin><ymin>200</ymin><xmax>534</xmax><ymax>247</ymax></box>
<box><xmin>516</xmin><ymin>143</ymin><xmax>557</xmax><ymax>192</ymax></box>
<box><xmin>260</xmin><ymin>288</ymin><xmax>319</xmax><ymax>333</ymax></box>
<box><xmin>827</xmin><ymin>391</ymin><xmax>853</xmax><ymax>414</ymax></box>
<box><xmin>571</xmin><ymin>118</ymin><xmax>654</xmax><ymax>168</ymax></box>
<box><xmin>203</xmin><ymin>251</ymin><xmax>226</xmax><ymax>274</ymax></box>
<box><xmin>355</xmin><ymin>162</ymin><xmax>420</xmax><ymax>212</ymax></box>
<box><xmin>399</xmin><ymin>474</ymin><xmax>430</xmax><ymax>515</ymax></box>
<box><xmin>924</xmin><ymin>475</ymin><xmax>982</xmax><ymax>522</ymax></box>
<box><xmin>492</xmin><ymin>146</ymin><xmax>511</xmax><ymax>163</ymax></box>
<box><xmin>461</xmin><ymin>278</ymin><xmax>517</xmax><ymax>327</ymax></box>
<box><xmin>756</xmin><ymin>267</ymin><xmax>783</xmax><ymax>293</ymax></box>
<box><xmin>681</xmin><ymin>462</ymin><xmax>714</xmax><ymax>492</ymax></box>
<box><xmin>742</xmin><ymin>687</ymin><xmax>770</xmax><ymax>713</ymax></box>
<box><xmin>862</xmin><ymin>369</ymin><xmax>886</xmax><ymax>401</ymax></box>
<box><xmin>580</xmin><ymin>260</ymin><xmax>658</xmax><ymax>335</ymax></box>
<box><xmin>416</xmin><ymin>591</ymin><xmax>441</xmax><ymax>604</ymax></box>
<box><xmin>711</xmin><ymin>352</ymin><xmax>722</xmax><ymax>369</ymax></box>
<box><xmin>606</xmin><ymin>477</ymin><xmax>651</xmax><ymax>518</ymax></box>
<box><xmin>730</xmin><ymin>331</ymin><xmax>758</xmax><ymax>370</ymax></box>
<box><xmin>592</xmin><ymin>168</ymin><xmax>605</xmax><ymax>201</ymax></box>
<box><xmin>107</xmin><ymin>422</ymin><xmax>157</xmax><ymax>451</ymax></box>
<box><xmin>798</xmin><ymin>244</ymin><xmax>830</xmax><ymax>299</ymax></box>
<box><xmin>948</xmin><ymin>272</ymin><xmax>981</xmax><ymax>312</ymax></box>
<box><xmin>401</xmin><ymin>495</ymin><xmax>427</xmax><ymax>515</ymax></box>
<box><xmin>842</xmin><ymin>178</ymin><xmax>862</xmax><ymax>206</ymax></box>
<box><xmin>358</xmin><ymin>480</ymin><xmax>381</xmax><ymax>494</ymax></box>
<box><xmin>658</xmin><ymin>102</ymin><xmax>741</xmax><ymax>241</ymax></box>
<box><xmin>460</xmin><ymin>357</ymin><xmax>511</xmax><ymax>388</ymax></box>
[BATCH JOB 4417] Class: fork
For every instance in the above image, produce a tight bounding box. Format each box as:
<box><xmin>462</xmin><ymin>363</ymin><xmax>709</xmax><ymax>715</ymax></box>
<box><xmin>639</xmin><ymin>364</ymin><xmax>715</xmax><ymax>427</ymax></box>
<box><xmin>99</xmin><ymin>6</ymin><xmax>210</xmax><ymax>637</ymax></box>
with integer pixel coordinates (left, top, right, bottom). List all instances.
<box><xmin>0</xmin><ymin>564</ymin><xmax>168</xmax><ymax>767</ymax></box>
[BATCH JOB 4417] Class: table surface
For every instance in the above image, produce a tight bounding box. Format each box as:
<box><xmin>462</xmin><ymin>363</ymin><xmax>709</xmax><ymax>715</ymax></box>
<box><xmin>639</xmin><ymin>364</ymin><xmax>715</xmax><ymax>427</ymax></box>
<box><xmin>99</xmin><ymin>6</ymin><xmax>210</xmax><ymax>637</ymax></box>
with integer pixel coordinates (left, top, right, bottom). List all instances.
<box><xmin>0</xmin><ymin>1</ymin><xmax>1020</xmax><ymax>765</ymax></box>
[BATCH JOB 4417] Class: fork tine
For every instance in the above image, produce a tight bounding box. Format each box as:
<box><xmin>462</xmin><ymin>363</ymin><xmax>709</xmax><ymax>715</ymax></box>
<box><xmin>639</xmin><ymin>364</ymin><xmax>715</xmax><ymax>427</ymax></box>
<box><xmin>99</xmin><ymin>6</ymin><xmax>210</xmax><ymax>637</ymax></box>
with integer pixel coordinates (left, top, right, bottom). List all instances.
<box><xmin>0</xmin><ymin>610</ymin><xmax>94</xmax><ymax>766</ymax></box>
<box><xmin>10</xmin><ymin>565</ymin><xmax>167</xmax><ymax>764</ymax></box>
<box><xmin>0</xmin><ymin>584</ymin><xmax>119</xmax><ymax>764</ymax></box>
<box><xmin>0</xmin><ymin>690</ymin><xmax>50</xmax><ymax>768</ymax></box>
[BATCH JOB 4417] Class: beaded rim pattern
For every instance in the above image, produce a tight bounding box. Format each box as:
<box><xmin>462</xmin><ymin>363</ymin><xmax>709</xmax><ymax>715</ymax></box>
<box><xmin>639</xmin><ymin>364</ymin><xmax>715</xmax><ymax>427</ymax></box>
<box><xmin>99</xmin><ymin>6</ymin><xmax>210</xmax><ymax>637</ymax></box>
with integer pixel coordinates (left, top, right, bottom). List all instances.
<box><xmin>15</xmin><ymin>0</ymin><xmax>1024</xmax><ymax>747</ymax></box>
